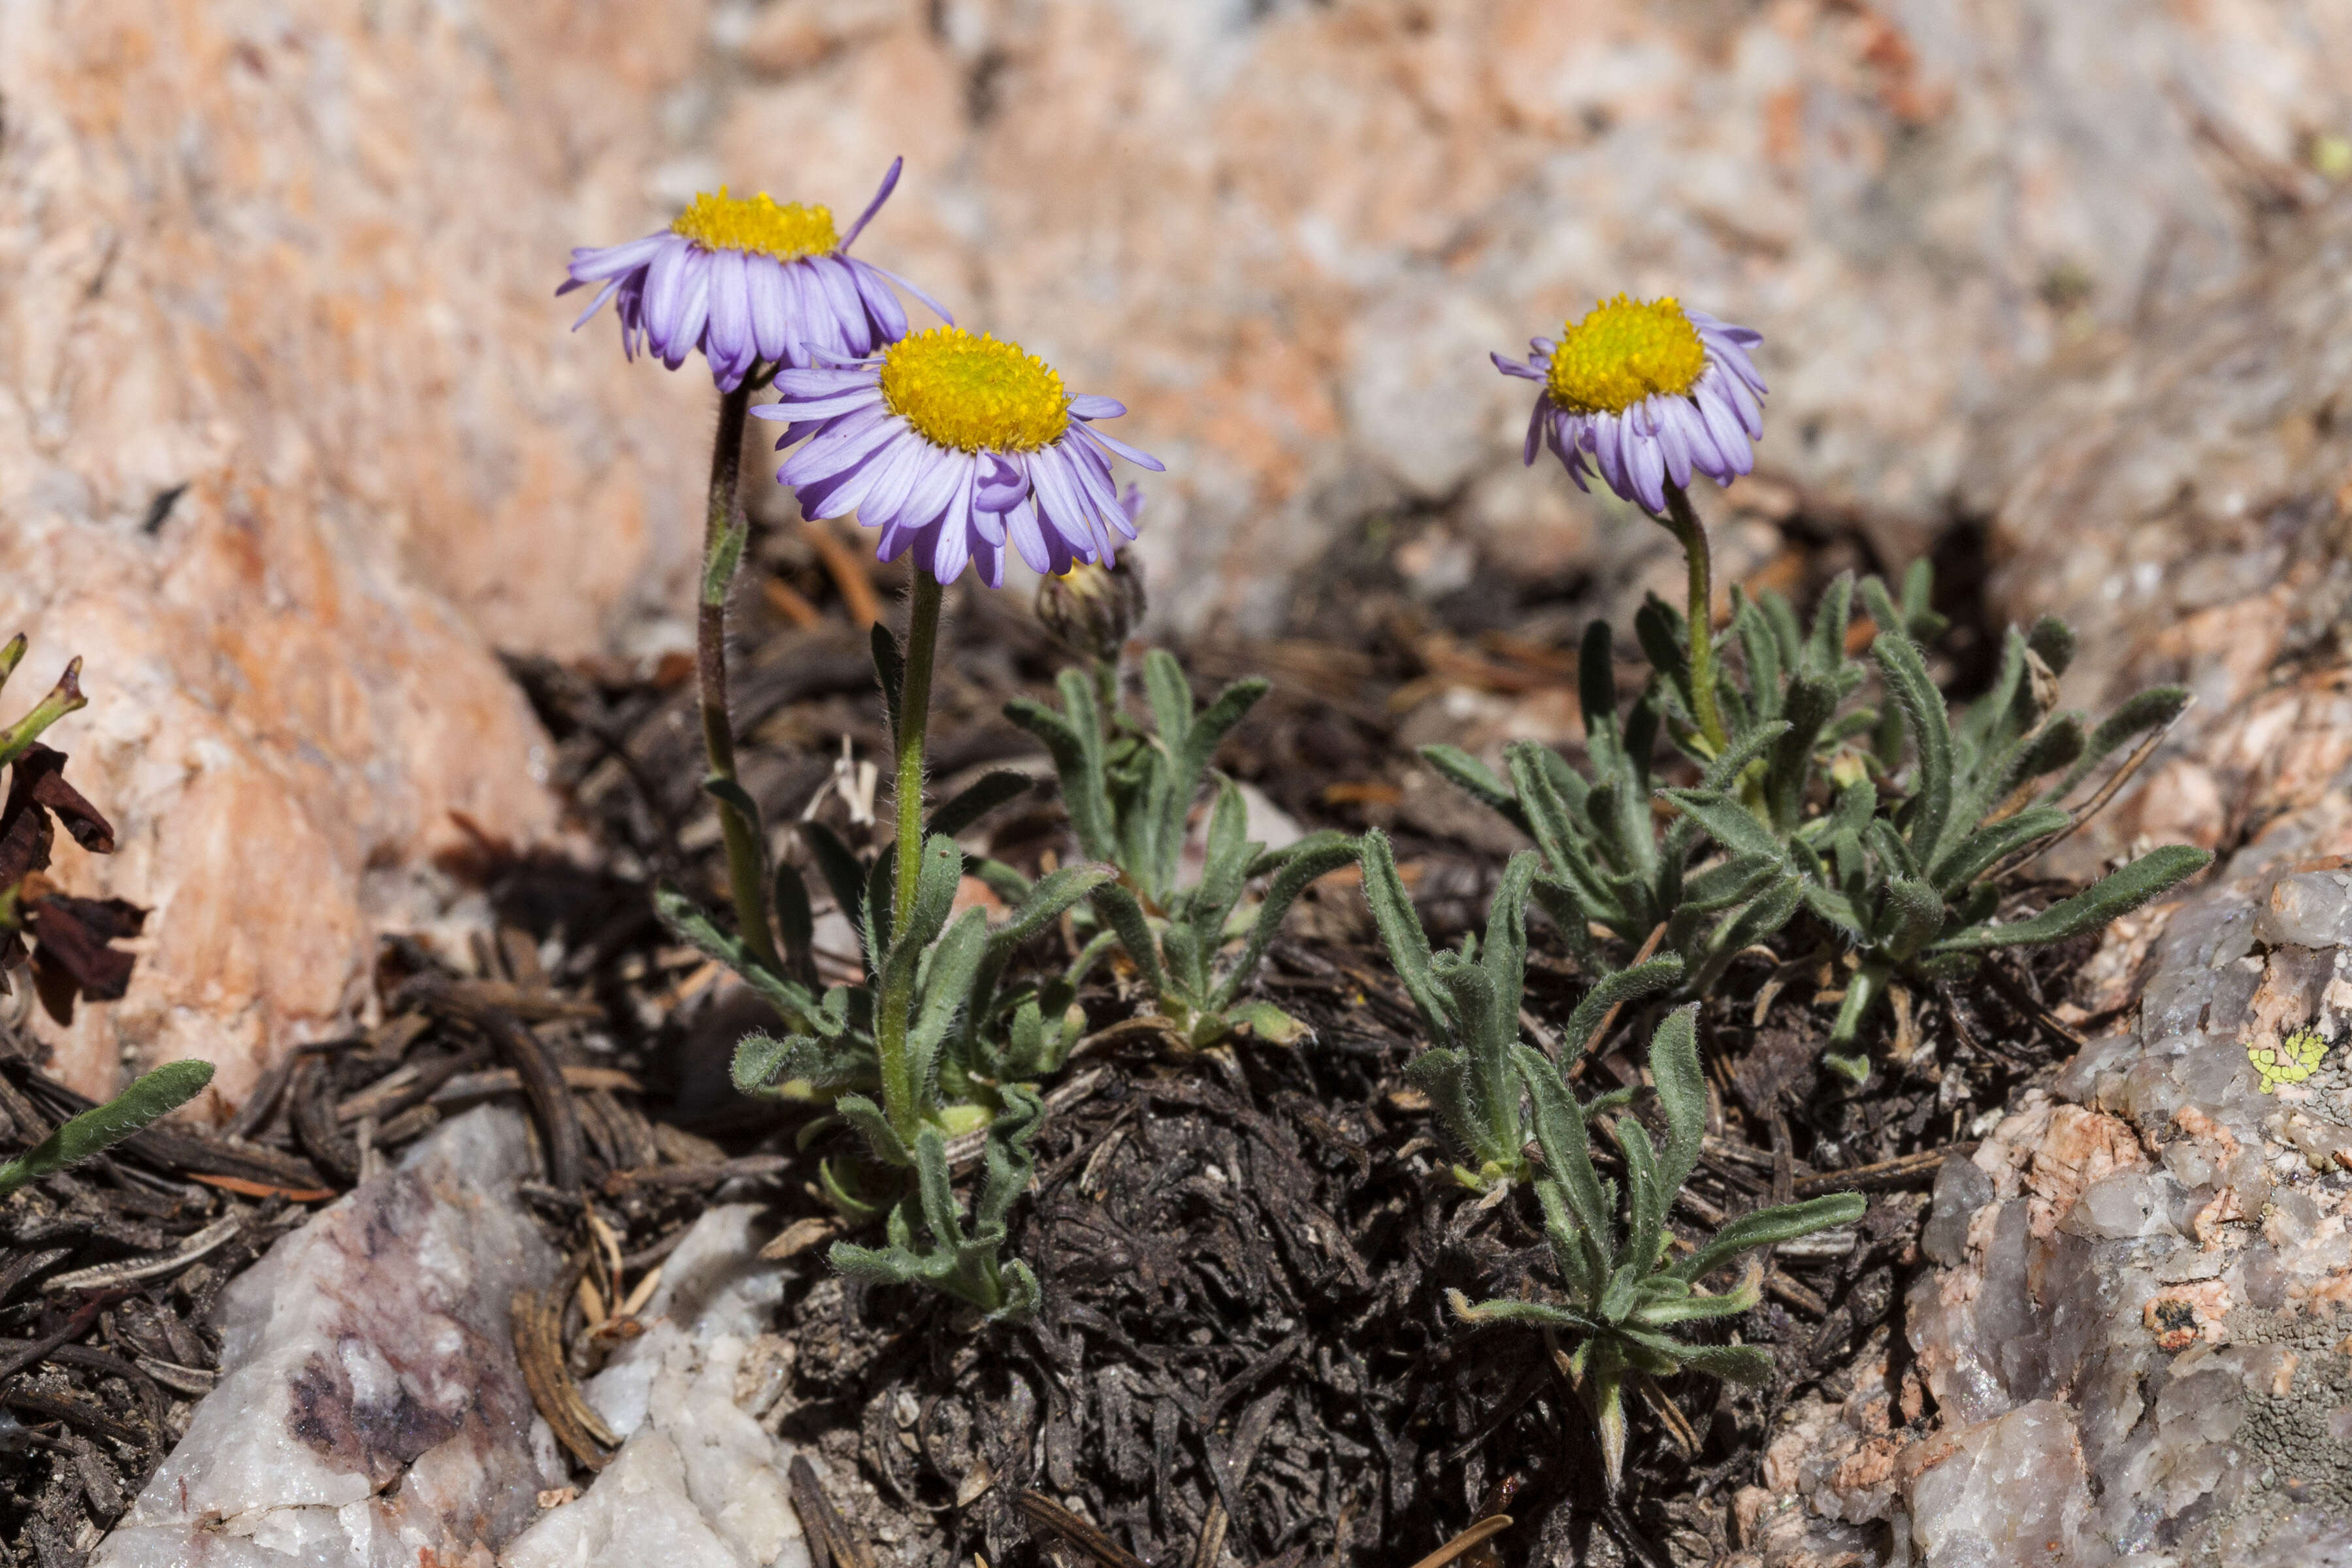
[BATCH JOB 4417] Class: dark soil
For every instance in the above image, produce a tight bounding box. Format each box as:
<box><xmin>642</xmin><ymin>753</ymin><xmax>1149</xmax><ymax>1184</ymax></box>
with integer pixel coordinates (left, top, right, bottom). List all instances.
<box><xmin>0</xmin><ymin>507</ymin><xmax>2123</xmax><ymax>1567</ymax></box>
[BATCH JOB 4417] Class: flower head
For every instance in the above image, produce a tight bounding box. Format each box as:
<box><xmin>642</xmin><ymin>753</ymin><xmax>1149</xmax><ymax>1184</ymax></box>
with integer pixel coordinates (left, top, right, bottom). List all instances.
<box><xmin>1495</xmin><ymin>294</ymin><xmax>1765</xmax><ymax>514</ymax></box>
<box><xmin>756</xmin><ymin>325</ymin><xmax>1163</xmax><ymax>588</ymax></box>
<box><xmin>557</xmin><ymin>158</ymin><xmax>950</xmax><ymax>391</ymax></box>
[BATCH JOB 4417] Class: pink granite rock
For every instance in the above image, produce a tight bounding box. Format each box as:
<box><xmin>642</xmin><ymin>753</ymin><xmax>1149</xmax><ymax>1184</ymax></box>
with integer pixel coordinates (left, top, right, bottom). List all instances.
<box><xmin>0</xmin><ymin>0</ymin><xmax>719</xmax><ymax>1104</ymax></box>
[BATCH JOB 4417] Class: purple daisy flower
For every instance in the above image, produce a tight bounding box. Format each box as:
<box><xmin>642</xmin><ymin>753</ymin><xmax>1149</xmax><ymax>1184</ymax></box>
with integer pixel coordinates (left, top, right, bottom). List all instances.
<box><xmin>1494</xmin><ymin>294</ymin><xmax>1766</xmax><ymax>515</ymax></box>
<box><xmin>753</xmin><ymin>325</ymin><xmax>1164</xmax><ymax>589</ymax></box>
<box><xmin>557</xmin><ymin>158</ymin><xmax>949</xmax><ymax>392</ymax></box>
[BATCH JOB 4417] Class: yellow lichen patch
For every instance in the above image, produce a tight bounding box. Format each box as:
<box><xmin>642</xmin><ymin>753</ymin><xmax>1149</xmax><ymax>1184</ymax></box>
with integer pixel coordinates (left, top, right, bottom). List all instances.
<box><xmin>1546</xmin><ymin>294</ymin><xmax>1708</xmax><ymax>415</ymax></box>
<box><xmin>2252</xmin><ymin>1027</ymin><xmax>2328</xmax><ymax>1093</ymax></box>
<box><xmin>879</xmin><ymin>326</ymin><xmax>1070</xmax><ymax>453</ymax></box>
<box><xmin>671</xmin><ymin>188</ymin><xmax>838</xmax><ymax>260</ymax></box>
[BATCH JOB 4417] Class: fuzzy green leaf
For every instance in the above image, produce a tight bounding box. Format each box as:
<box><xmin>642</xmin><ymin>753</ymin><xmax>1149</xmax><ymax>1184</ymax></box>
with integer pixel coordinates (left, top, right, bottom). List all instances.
<box><xmin>1560</xmin><ymin>956</ymin><xmax>1685</xmax><ymax>1062</ymax></box>
<box><xmin>931</xmin><ymin>771</ymin><xmax>1034</xmax><ymax>840</ymax></box>
<box><xmin>1669</xmin><ymin>1193</ymin><xmax>1867</xmax><ymax>1286</ymax></box>
<box><xmin>0</xmin><ymin>1061</ymin><xmax>214</xmax><ymax>1199</ymax></box>
<box><xmin>1927</xmin><ymin>843</ymin><xmax>2211</xmax><ymax>955</ymax></box>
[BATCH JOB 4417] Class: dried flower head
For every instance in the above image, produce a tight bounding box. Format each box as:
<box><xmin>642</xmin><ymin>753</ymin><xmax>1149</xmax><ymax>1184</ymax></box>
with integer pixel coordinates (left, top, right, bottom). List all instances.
<box><xmin>1494</xmin><ymin>294</ymin><xmax>1767</xmax><ymax>514</ymax></box>
<box><xmin>558</xmin><ymin>159</ymin><xmax>947</xmax><ymax>391</ymax></box>
<box><xmin>756</xmin><ymin>325</ymin><xmax>1164</xmax><ymax>587</ymax></box>
<box><xmin>1036</xmin><ymin>553</ymin><xmax>1147</xmax><ymax>666</ymax></box>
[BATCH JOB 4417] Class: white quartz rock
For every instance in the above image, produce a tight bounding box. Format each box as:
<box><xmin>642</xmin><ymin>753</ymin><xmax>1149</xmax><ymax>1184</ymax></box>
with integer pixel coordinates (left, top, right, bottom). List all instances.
<box><xmin>500</xmin><ymin>1205</ymin><xmax>813</xmax><ymax>1568</ymax></box>
<box><xmin>93</xmin><ymin>1107</ymin><xmax>565</xmax><ymax>1568</ymax></box>
<box><xmin>1908</xmin><ymin>1401</ymin><xmax>2098</xmax><ymax>1568</ymax></box>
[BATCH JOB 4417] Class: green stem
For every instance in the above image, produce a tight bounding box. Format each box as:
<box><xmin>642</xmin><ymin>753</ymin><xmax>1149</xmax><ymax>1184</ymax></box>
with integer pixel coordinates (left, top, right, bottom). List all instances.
<box><xmin>877</xmin><ymin>570</ymin><xmax>945</xmax><ymax>1147</ymax></box>
<box><xmin>891</xmin><ymin>572</ymin><xmax>944</xmax><ymax>932</ymax></box>
<box><xmin>1659</xmin><ymin>483</ymin><xmax>1728</xmax><ymax>755</ymax></box>
<box><xmin>697</xmin><ymin>374</ymin><xmax>780</xmax><ymax>975</ymax></box>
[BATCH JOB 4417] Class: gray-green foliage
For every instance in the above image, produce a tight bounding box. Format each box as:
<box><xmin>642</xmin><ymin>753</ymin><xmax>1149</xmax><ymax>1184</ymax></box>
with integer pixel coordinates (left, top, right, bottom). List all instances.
<box><xmin>1446</xmin><ymin>1005</ymin><xmax>1863</xmax><ymax>1492</ymax></box>
<box><xmin>1799</xmin><ymin>587</ymin><xmax>2210</xmax><ymax>1075</ymax></box>
<box><xmin>1007</xmin><ymin>648</ymin><xmax>1356</xmax><ymax>1047</ymax></box>
<box><xmin>0</xmin><ymin>1060</ymin><xmax>216</xmax><ymax>1200</ymax></box>
<box><xmin>662</xmin><ymin>630</ymin><xmax>1109</xmax><ymax>1322</ymax></box>
<box><xmin>831</xmin><ymin>1086</ymin><xmax>1044</xmax><ymax>1322</ymax></box>
<box><xmin>1424</xmin><ymin>564</ymin><xmax>2210</xmax><ymax>1079</ymax></box>
<box><xmin>1358</xmin><ymin>829</ymin><xmax>1682</xmax><ymax>1190</ymax></box>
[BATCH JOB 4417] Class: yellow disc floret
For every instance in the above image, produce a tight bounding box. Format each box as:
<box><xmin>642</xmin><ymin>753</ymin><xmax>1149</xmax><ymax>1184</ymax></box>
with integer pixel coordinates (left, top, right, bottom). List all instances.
<box><xmin>879</xmin><ymin>327</ymin><xmax>1070</xmax><ymax>453</ymax></box>
<box><xmin>1545</xmin><ymin>294</ymin><xmax>1708</xmax><ymax>416</ymax></box>
<box><xmin>671</xmin><ymin>187</ymin><xmax>839</xmax><ymax>260</ymax></box>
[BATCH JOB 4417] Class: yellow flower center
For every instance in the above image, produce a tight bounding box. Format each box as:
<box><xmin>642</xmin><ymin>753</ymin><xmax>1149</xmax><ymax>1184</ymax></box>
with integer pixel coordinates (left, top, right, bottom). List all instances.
<box><xmin>670</xmin><ymin>187</ymin><xmax>839</xmax><ymax>260</ymax></box>
<box><xmin>1545</xmin><ymin>294</ymin><xmax>1708</xmax><ymax>416</ymax></box>
<box><xmin>879</xmin><ymin>327</ymin><xmax>1070</xmax><ymax>453</ymax></box>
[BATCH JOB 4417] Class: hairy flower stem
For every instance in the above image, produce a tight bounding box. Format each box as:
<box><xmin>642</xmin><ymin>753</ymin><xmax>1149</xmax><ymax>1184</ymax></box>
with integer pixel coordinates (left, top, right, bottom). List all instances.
<box><xmin>1660</xmin><ymin>483</ymin><xmax>1729</xmax><ymax>755</ymax></box>
<box><xmin>877</xmin><ymin>570</ymin><xmax>945</xmax><ymax>1147</ymax></box>
<box><xmin>698</xmin><ymin>375</ymin><xmax>781</xmax><ymax>976</ymax></box>
<box><xmin>891</xmin><ymin>573</ymin><xmax>944</xmax><ymax>930</ymax></box>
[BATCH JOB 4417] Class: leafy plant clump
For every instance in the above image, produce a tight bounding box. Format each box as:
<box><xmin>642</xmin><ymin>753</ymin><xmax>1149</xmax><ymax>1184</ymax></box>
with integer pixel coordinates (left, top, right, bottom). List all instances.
<box><xmin>1359</xmin><ymin>830</ymin><xmax>1682</xmax><ymax>1191</ymax></box>
<box><xmin>664</xmin><ymin>627</ymin><xmax>1111</xmax><ymax>1322</ymax></box>
<box><xmin>1424</xmin><ymin>564</ymin><xmax>2210</xmax><ymax>1079</ymax></box>
<box><xmin>1008</xmin><ymin>647</ymin><xmax>1356</xmax><ymax>1048</ymax></box>
<box><xmin>1446</xmin><ymin>1004</ymin><xmax>1864</xmax><ymax>1493</ymax></box>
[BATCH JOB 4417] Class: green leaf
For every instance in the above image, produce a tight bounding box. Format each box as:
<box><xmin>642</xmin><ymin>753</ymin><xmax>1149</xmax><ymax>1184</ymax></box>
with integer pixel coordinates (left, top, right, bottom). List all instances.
<box><xmin>1669</xmin><ymin>1192</ymin><xmax>1866</xmax><ymax>1286</ymax></box>
<box><xmin>1803</xmin><ymin>572</ymin><xmax>1854</xmax><ymax>676</ymax></box>
<box><xmin>1880</xmin><ymin>874</ymin><xmax>1946</xmax><ymax>962</ymax></box>
<box><xmin>1209</xmin><ymin>836</ymin><xmax>1361</xmax><ymax>1010</ymax></box>
<box><xmin>1514</xmin><ymin>1044</ymin><xmax>1614</xmax><ymax>1295</ymax></box>
<box><xmin>2053</xmin><ymin>685</ymin><xmax>2189</xmax><ymax>800</ymax></box>
<box><xmin>1508</xmin><ymin>743</ymin><xmax>1620</xmax><ymax>909</ymax></box>
<box><xmin>802</xmin><ymin>823</ymin><xmax>871</xmax><ymax>943</ymax></box>
<box><xmin>1087</xmin><ymin>881</ymin><xmax>1166</xmax><ymax>997</ymax></box>
<box><xmin>1407</xmin><ymin>1046</ymin><xmax>1490</xmax><ymax>1170</ymax></box>
<box><xmin>1927</xmin><ymin>843</ymin><xmax>2211</xmax><ymax>955</ymax></box>
<box><xmin>1615</xmin><ymin>1120</ymin><xmax>1663</xmax><ymax>1299</ymax></box>
<box><xmin>1577</xmin><ymin>618</ymin><xmax>1621</xmax><ymax>760</ymax></box>
<box><xmin>835</xmin><ymin>1092</ymin><xmax>911</xmax><ymax>1167</ymax></box>
<box><xmin>1633</xmin><ymin>597</ymin><xmax>1692</xmax><ymax>725</ymax></box>
<box><xmin>1006</xmin><ymin>674</ymin><xmax>1117</xmax><ymax>865</ymax></box>
<box><xmin>1560</xmin><ymin>956</ymin><xmax>1685</xmax><ymax>1062</ymax></box>
<box><xmin>973</xmin><ymin>1083</ymin><xmax>1046</xmax><ymax>1237</ymax></box>
<box><xmin>989</xmin><ymin>863</ymin><xmax>1117</xmax><ymax>958</ymax></box>
<box><xmin>731</xmin><ymin>1032</ymin><xmax>799</xmax><ymax>1095</ymax></box>
<box><xmin>931</xmin><ymin>771</ymin><xmax>1034</xmax><ymax>840</ymax></box>
<box><xmin>1646</xmin><ymin>1004</ymin><xmax>1707</xmax><ymax>1201</ymax></box>
<box><xmin>1658</xmin><ymin>787</ymin><xmax>1785</xmax><ymax>864</ymax></box>
<box><xmin>2026</xmin><ymin>614</ymin><xmax>2076</xmax><ymax>678</ymax></box>
<box><xmin>1358</xmin><ymin>830</ymin><xmax>1446</xmax><ymax>1034</ymax></box>
<box><xmin>1872</xmin><ymin>632</ymin><xmax>1953</xmax><ymax>864</ymax></box>
<box><xmin>772</xmin><ymin>860</ymin><xmax>815</xmax><ymax>982</ymax></box>
<box><xmin>1177</xmin><ymin>676</ymin><xmax>1271</xmax><ymax>799</ymax></box>
<box><xmin>1227</xmin><ymin>999</ymin><xmax>1311</xmax><ymax>1045</ymax></box>
<box><xmin>907</xmin><ymin>909</ymin><xmax>988</xmax><ymax>1102</ymax></box>
<box><xmin>1633</xmin><ymin>1275</ymin><xmax>1761</xmax><ymax>1325</ymax></box>
<box><xmin>653</xmin><ymin>885</ymin><xmax>817</xmax><ymax>1024</ymax></box>
<box><xmin>1418</xmin><ymin>745</ymin><xmax>1528</xmax><ymax>832</ymax></box>
<box><xmin>1445</xmin><ymin>1290</ymin><xmax>1590</xmax><ymax>1331</ymax></box>
<box><xmin>1899</xmin><ymin>559</ymin><xmax>1945</xmax><ymax>641</ymax></box>
<box><xmin>1624</xmin><ymin>1333</ymin><xmax>1775</xmax><ymax>1386</ymax></box>
<box><xmin>1769</xmin><ymin>673</ymin><xmax>1840</xmax><ymax>832</ymax></box>
<box><xmin>1931</xmin><ymin>804</ymin><xmax>2071</xmax><ymax>896</ymax></box>
<box><xmin>0</xmin><ymin>1060</ymin><xmax>215</xmax><ymax>1198</ymax></box>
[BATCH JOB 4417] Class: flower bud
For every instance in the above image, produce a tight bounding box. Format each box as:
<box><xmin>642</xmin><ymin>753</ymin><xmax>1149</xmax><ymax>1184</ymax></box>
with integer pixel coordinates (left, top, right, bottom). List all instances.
<box><xmin>1035</xmin><ymin>556</ymin><xmax>1147</xmax><ymax>667</ymax></box>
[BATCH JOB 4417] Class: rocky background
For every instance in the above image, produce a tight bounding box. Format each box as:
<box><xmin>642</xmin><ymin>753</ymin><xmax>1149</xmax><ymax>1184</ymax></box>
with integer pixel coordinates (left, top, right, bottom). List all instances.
<box><xmin>5</xmin><ymin>0</ymin><xmax>2352</xmax><ymax>1115</ymax></box>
